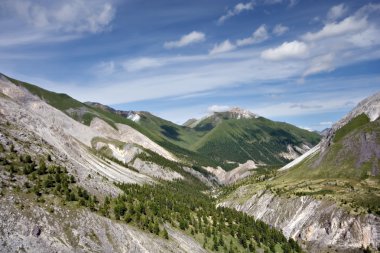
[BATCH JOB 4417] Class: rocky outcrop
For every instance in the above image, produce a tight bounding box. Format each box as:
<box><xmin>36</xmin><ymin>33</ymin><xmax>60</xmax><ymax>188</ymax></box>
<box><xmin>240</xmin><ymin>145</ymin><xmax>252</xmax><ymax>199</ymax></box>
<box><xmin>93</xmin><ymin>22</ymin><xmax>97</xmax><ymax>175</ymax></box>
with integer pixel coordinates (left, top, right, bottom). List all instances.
<box><xmin>220</xmin><ymin>188</ymin><xmax>380</xmax><ymax>252</ymax></box>
<box><xmin>204</xmin><ymin>160</ymin><xmax>258</xmax><ymax>185</ymax></box>
<box><xmin>131</xmin><ymin>158</ymin><xmax>183</xmax><ymax>181</ymax></box>
<box><xmin>279</xmin><ymin>144</ymin><xmax>310</xmax><ymax>160</ymax></box>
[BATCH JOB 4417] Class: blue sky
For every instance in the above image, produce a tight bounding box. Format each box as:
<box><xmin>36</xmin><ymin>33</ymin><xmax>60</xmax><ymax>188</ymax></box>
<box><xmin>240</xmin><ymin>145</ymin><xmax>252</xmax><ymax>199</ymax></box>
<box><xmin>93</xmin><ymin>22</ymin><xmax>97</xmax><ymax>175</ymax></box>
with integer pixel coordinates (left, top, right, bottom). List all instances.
<box><xmin>0</xmin><ymin>0</ymin><xmax>379</xmax><ymax>130</ymax></box>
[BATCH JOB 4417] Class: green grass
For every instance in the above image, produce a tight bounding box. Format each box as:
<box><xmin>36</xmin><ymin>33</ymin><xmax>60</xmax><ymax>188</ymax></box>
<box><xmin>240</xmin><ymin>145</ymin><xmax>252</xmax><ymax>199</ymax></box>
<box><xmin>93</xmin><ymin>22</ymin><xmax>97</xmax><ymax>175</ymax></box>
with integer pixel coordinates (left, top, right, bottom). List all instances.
<box><xmin>193</xmin><ymin>117</ymin><xmax>320</xmax><ymax>170</ymax></box>
<box><xmin>334</xmin><ymin>113</ymin><xmax>370</xmax><ymax>142</ymax></box>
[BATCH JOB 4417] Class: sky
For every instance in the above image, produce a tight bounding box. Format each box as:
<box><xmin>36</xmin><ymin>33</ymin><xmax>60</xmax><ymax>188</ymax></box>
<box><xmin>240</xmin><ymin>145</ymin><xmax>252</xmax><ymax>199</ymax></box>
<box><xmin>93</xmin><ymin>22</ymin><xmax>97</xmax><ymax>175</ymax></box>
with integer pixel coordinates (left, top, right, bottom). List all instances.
<box><xmin>0</xmin><ymin>0</ymin><xmax>380</xmax><ymax>131</ymax></box>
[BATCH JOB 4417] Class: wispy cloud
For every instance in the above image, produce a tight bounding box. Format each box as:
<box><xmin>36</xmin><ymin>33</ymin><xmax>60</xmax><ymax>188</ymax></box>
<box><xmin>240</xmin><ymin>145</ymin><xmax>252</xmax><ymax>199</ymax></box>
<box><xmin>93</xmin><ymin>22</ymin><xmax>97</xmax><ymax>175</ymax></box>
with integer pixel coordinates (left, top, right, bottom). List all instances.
<box><xmin>122</xmin><ymin>58</ymin><xmax>164</xmax><ymax>72</ymax></box>
<box><xmin>273</xmin><ymin>24</ymin><xmax>289</xmax><ymax>36</ymax></box>
<box><xmin>209</xmin><ymin>40</ymin><xmax>237</xmax><ymax>55</ymax></box>
<box><xmin>302</xmin><ymin>16</ymin><xmax>367</xmax><ymax>41</ymax></box>
<box><xmin>210</xmin><ymin>25</ymin><xmax>268</xmax><ymax>54</ymax></box>
<box><xmin>302</xmin><ymin>53</ymin><xmax>335</xmax><ymax>78</ymax></box>
<box><xmin>164</xmin><ymin>31</ymin><xmax>205</xmax><ymax>49</ymax></box>
<box><xmin>79</xmin><ymin>4</ymin><xmax>380</xmax><ymax>105</ymax></box>
<box><xmin>236</xmin><ymin>25</ymin><xmax>269</xmax><ymax>46</ymax></box>
<box><xmin>260</xmin><ymin>3</ymin><xmax>380</xmax><ymax>80</ymax></box>
<box><xmin>288</xmin><ymin>0</ymin><xmax>299</xmax><ymax>8</ymax></box>
<box><xmin>254</xmin><ymin>97</ymin><xmax>363</xmax><ymax>117</ymax></box>
<box><xmin>326</xmin><ymin>3</ymin><xmax>348</xmax><ymax>22</ymax></box>
<box><xmin>94</xmin><ymin>61</ymin><xmax>116</xmax><ymax>76</ymax></box>
<box><xmin>218</xmin><ymin>2</ymin><xmax>254</xmax><ymax>24</ymax></box>
<box><xmin>0</xmin><ymin>0</ymin><xmax>116</xmax><ymax>46</ymax></box>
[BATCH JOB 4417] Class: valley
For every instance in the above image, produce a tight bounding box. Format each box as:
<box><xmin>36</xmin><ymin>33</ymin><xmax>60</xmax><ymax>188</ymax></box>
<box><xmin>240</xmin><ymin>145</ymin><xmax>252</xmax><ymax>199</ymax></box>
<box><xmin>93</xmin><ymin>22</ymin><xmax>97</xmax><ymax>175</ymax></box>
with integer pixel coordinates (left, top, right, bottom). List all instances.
<box><xmin>0</xmin><ymin>74</ymin><xmax>379</xmax><ymax>253</ymax></box>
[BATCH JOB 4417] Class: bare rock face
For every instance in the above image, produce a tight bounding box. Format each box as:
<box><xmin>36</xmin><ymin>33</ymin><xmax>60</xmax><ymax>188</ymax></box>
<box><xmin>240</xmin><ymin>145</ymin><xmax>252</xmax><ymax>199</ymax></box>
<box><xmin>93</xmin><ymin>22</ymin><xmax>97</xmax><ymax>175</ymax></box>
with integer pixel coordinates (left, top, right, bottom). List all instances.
<box><xmin>131</xmin><ymin>158</ymin><xmax>183</xmax><ymax>181</ymax></box>
<box><xmin>204</xmin><ymin>160</ymin><xmax>258</xmax><ymax>185</ymax></box>
<box><xmin>220</xmin><ymin>188</ymin><xmax>380</xmax><ymax>253</ymax></box>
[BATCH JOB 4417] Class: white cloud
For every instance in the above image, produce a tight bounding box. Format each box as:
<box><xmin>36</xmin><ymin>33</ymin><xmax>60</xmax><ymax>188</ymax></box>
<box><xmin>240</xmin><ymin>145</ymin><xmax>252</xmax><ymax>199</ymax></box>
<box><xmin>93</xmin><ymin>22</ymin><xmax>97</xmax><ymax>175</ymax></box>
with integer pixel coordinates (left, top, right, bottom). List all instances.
<box><xmin>218</xmin><ymin>2</ymin><xmax>254</xmax><ymax>24</ymax></box>
<box><xmin>208</xmin><ymin>105</ymin><xmax>231</xmax><ymax>113</ymax></box>
<box><xmin>303</xmin><ymin>53</ymin><xmax>335</xmax><ymax>77</ymax></box>
<box><xmin>95</xmin><ymin>61</ymin><xmax>115</xmax><ymax>76</ymax></box>
<box><xmin>327</xmin><ymin>3</ymin><xmax>348</xmax><ymax>22</ymax></box>
<box><xmin>5</xmin><ymin>0</ymin><xmax>115</xmax><ymax>34</ymax></box>
<box><xmin>209</xmin><ymin>40</ymin><xmax>236</xmax><ymax>55</ymax></box>
<box><xmin>254</xmin><ymin>97</ymin><xmax>363</xmax><ymax>118</ymax></box>
<box><xmin>0</xmin><ymin>32</ymin><xmax>80</xmax><ymax>47</ymax></box>
<box><xmin>122</xmin><ymin>57</ymin><xmax>164</xmax><ymax>72</ymax></box>
<box><xmin>211</xmin><ymin>25</ymin><xmax>268</xmax><ymax>55</ymax></box>
<box><xmin>261</xmin><ymin>40</ymin><xmax>309</xmax><ymax>61</ymax></box>
<box><xmin>273</xmin><ymin>24</ymin><xmax>289</xmax><ymax>36</ymax></box>
<box><xmin>303</xmin><ymin>16</ymin><xmax>368</xmax><ymax>41</ymax></box>
<box><xmin>0</xmin><ymin>0</ymin><xmax>116</xmax><ymax>47</ymax></box>
<box><xmin>164</xmin><ymin>31</ymin><xmax>206</xmax><ymax>49</ymax></box>
<box><xmin>320</xmin><ymin>121</ymin><xmax>333</xmax><ymax>125</ymax></box>
<box><xmin>236</xmin><ymin>25</ymin><xmax>269</xmax><ymax>46</ymax></box>
<box><xmin>348</xmin><ymin>25</ymin><xmax>380</xmax><ymax>48</ymax></box>
<box><xmin>57</xmin><ymin>3</ymin><xmax>380</xmax><ymax>106</ymax></box>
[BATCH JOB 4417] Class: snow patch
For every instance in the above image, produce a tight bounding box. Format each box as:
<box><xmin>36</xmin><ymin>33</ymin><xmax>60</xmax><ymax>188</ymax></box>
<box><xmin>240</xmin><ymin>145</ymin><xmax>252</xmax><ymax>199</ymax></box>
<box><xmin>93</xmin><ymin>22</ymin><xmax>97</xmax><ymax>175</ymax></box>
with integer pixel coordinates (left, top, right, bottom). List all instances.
<box><xmin>279</xmin><ymin>144</ymin><xmax>320</xmax><ymax>171</ymax></box>
<box><xmin>128</xmin><ymin>113</ymin><xmax>141</xmax><ymax>122</ymax></box>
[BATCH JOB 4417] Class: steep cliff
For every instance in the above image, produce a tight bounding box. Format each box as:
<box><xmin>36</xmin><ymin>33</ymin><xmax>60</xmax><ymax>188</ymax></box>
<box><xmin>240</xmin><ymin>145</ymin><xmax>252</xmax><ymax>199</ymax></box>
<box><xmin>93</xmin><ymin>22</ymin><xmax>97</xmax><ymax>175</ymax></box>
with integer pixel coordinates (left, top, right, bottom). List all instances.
<box><xmin>220</xmin><ymin>188</ymin><xmax>380</xmax><ymax>252</ymax></box>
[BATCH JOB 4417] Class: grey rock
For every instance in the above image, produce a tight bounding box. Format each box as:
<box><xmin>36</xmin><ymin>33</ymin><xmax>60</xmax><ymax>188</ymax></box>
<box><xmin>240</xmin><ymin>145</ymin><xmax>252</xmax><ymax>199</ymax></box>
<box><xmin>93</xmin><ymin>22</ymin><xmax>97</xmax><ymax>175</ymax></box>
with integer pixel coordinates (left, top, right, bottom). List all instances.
<box><xmin>32</xmin><ymin>225</ymin><xmax>41</xmax><ymax>237</ymax></box>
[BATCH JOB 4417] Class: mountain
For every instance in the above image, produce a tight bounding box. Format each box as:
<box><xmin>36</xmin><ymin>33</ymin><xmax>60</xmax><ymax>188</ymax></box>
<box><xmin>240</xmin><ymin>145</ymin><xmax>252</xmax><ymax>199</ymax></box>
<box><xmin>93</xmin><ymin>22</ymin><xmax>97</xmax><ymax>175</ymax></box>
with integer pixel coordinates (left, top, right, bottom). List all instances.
<box><xmin>4</xmin><ymin>73</ymin><xmax>320</xmax><ymax>171</ymax></box>
<box><xmin>86</xmin><ymin>102</ymin><xmax>321</xmax><ymax>171</ymax></box>
<box><xmin>0</xmin><ymin>74</ymin><xmax>303</xmax><ymax>253</ymax></box>
<box><xmin>190</xmin><ymin>110</ymin><xmax>320</xmax><ymax>170</ymax></box>
<box><xmin>220</xmin><ymin>92</ymin><xmax>380</xmax><ymax>252</ymax></box>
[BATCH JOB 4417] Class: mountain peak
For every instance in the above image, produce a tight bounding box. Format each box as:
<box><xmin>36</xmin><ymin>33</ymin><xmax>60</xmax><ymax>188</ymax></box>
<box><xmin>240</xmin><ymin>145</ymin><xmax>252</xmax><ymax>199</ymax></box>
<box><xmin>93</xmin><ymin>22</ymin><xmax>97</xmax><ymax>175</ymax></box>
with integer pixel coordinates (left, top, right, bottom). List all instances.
<box><xmin>225</xmin><ymin>107</ymin><xmax>258</xmax><ymax>119</ymax></box>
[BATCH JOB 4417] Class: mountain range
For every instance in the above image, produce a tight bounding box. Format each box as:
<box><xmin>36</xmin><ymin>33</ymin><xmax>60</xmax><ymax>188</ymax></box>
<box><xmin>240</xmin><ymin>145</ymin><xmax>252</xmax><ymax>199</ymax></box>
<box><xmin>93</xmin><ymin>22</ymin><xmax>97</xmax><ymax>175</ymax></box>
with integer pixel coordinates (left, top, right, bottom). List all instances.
<box><xmin>0</xmin><ymin>73</ymin><xmax>379</xmax><ymax>253</ymax></box>
<box><xmin>4</xmin><ymin>74</ymin><xmax>321</xmax><ymax>172</ymax></box>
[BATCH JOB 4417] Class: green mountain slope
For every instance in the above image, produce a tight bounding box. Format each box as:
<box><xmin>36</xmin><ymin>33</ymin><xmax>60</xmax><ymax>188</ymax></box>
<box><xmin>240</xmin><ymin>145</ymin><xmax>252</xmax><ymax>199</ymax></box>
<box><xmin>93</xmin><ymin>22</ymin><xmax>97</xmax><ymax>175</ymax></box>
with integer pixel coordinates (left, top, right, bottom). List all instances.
<box><xmin>223</xmin><ymin>104</ymin><xmax>380</xmax><ymax>215</ymax></box>
<box><xmin>3</xmin><ymin>74</ymin><xmax>320</xmax><ymax>170</ymax></box>
<box><xmin>193</xmin><ymin>116</ymin><xmax>320</xmax><ymax>168</ymax></box>
<box><xmin>278</xmin><ymin>113</ymin><xmax>380</xmax><ymax>214</ymax></box>
<box><xmin>88</xmin><ymin>104</ymin><xmax>320</xmax><ymax>170</ymax></box>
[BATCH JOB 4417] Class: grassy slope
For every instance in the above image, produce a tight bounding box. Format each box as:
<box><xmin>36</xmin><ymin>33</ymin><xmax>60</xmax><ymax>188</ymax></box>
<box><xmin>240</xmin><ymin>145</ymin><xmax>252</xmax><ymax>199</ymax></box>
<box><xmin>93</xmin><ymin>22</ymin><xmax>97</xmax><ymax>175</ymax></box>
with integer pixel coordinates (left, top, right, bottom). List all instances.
<box><xmin>136</xmin><ymin>112</ymin><xmax>206</xmax><ymax>149</ymax></box>
<box><xmin>224</xmin><ymin>115</ymin><xmax>380</xmax><ymax>215</ymax></box>
<box><xmin>194</xmin><ymin>117</ymin><xmax>320</xmax><ymax>169</ymax></box>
